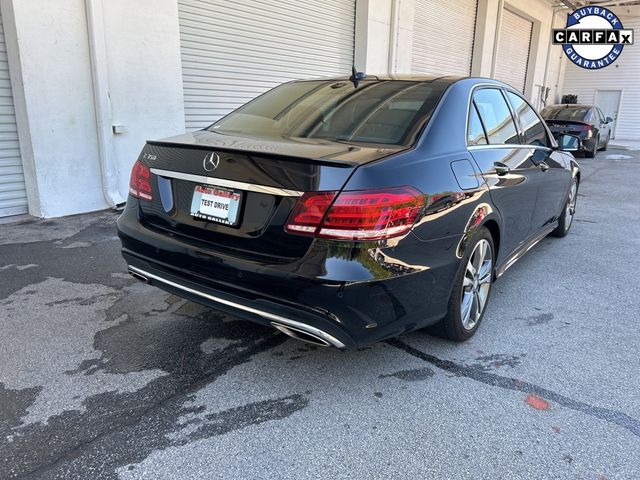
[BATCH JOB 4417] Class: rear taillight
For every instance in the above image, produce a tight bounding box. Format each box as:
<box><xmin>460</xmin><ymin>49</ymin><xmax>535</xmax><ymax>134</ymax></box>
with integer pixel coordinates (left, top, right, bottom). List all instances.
<box><xmin>285</xmin><ymin>191</ymin><xmax>337</xmax><ymax>235</ymax></box>
<box><xmin>285</xmin><ymin>187</ymin><xmax>425</xmax><ymax>241</ymax></box>
<box><xmin>129</xmin><ymin>160</ymin><xmax>152</xmax><ymax>201</ymax></box>
<box><xmin>582</xmin><ymin>125</ymin><xmax>593</xmax><ymax>138</ymax></box>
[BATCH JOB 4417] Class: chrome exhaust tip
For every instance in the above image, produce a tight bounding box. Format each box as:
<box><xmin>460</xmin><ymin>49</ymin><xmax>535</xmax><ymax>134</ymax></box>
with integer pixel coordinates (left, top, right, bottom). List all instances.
<box><xmin>271</xmin><ymin>322</ymin><xmax>333</xmax><ymax>348</ymax></box>
<box><xmin>128</xmin><ymin>268</ymin><xmax>150</xmax><ymax>284</ymax></box>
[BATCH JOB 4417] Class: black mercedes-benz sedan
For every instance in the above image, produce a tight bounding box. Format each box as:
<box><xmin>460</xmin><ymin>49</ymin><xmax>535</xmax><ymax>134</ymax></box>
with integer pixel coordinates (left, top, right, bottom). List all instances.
<box><xmin>117</xmin><ymin>75</ymin><xmax>581</xmax><ymax>348</ymax></box>
<box><xmin>541</xmin><ymin>104</ymin><xmax>612</xmax><ymax>158</ymax></box>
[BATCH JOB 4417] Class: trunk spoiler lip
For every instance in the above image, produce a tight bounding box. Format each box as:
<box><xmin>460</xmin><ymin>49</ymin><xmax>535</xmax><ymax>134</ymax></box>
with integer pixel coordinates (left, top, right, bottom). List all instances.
<box><xmin>544</xmin><ymin>119</ymin><xmax>591</xmax><ymax>127</ymax></box>
<box><xmin>145</xmin><ymin>139</ymin><xmax>407</xmax><ymax>168</ymax></box>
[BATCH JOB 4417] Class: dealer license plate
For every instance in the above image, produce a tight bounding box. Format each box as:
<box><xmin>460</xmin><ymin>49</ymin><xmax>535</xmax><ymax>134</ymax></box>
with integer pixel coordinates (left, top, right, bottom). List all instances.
<box><xmin>190</xmin><ymin>185</ymin><xmax>242</xmax><ymax>226</ymax></box>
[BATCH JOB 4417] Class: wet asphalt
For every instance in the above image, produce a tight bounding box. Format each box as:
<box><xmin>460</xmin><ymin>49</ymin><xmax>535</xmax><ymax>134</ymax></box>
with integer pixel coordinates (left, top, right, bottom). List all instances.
<box><xmin>0</xmin><ymin>148</ymin><xmax>639</xmax><ymax>479</ymax></box>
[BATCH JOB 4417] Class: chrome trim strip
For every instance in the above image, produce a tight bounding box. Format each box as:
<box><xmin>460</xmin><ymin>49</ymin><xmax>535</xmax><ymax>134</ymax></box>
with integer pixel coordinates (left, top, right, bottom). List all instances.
<box><xmin>150</xmin><ymin>168</ymin><xmax>304</xmax><ymax>197</ymax></box>
<box><xmin>127</xmin><ymin>265</ymin><xmax>346</xmax><ymax>348</ymax></box>
<box><xmin>495</xmin><ymin>224</ymin><xmax>556</xmax><ymax>278</ymax></box>
<box><xmin>467</xmin><ymin>144</ymin><xmax>553</xmax><ymax>152</ymax></box>
<box><xmin>464</xmin><ymin>83</ymin><xmax>558</xmax><ymax>150</ymax></box>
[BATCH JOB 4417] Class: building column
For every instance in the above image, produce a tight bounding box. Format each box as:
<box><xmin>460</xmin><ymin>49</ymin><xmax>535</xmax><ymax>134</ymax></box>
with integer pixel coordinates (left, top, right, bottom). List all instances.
<box><xmin>354</xmin><ymin>0</ymin><xmax>415</xmax><ymax>75</ymax></box>
<box><xmin>471</xmin><ymin>0</ymin><xmax>501</xmax><ymax>77</ymax></box>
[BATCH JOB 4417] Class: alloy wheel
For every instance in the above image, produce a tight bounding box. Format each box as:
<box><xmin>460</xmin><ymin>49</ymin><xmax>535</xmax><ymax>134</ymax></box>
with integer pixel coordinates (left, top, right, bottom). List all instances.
<box><xmin>460</xmin><ymin>239</ymin><xmax>493</xmax><ymax>330</ymax></box>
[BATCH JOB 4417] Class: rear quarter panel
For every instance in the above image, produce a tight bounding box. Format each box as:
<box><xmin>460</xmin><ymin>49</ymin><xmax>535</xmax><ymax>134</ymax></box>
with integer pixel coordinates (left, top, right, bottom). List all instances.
<box><xmin>343</xmin><ymin>78</ymin><xmax>502</xmax><ymax>257</ymax></box>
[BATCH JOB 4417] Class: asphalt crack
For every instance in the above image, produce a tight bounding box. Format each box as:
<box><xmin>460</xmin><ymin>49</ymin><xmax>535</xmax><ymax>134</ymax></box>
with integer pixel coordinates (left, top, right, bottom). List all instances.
<box><xmin>387</xmin><ymin>338</ymin><xmax>640</xmax><ymax>438</ymax></box>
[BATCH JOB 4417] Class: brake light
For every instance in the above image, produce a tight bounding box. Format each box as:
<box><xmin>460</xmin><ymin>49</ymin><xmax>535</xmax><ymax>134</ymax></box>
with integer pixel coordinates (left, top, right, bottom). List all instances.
<box><xmin>285</xmin><ymin>187</ymin><xmax>425</xmax><ymax>241</ymax></box>
<box><xmin>129</xmin><ymin>160</ymin><xmax>152</xmax><ymax>201</ymax></box>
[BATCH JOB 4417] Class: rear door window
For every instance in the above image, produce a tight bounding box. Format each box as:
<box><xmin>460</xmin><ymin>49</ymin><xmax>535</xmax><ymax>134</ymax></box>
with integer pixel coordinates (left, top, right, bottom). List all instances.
<box><xmin>472</xmin><ymin>89</ymin><xmax>520</xmax><ymax>145</ymax></box>
<box><xmin>505</xmin><ymin>91</ymin><xmax>550</xmax><ymax>148</ymax></box>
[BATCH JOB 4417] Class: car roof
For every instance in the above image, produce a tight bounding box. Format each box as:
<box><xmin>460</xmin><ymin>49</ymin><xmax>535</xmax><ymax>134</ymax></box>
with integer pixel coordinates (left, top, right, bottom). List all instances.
<box><xmin>290</xmin><ymin>75</ymin><xmax>526</xmax><ymax>95</ymax></box>
<box><xmin>545</xmin><ymin>104</ymin><xmax>593</xmax><ymax>109</ymax></box>
<box><xmin>291</xmin><ymin>74</ymin><xmax>506</xmax><ymax>85</ymax></box>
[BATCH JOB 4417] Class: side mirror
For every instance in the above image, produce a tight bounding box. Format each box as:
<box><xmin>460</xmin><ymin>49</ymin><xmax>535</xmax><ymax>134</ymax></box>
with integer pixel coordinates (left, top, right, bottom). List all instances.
<box><xmin>605</xmin><ymin>116</ymin><xmax>614</xmax><ymax>124</ymax></box>
<box><xmin>556</xmin><ymin>134</ymin><xmax>581</xmax><ymax>152</ymax></box>
<box><xmin>494</xmin><ymin>161</ymin><xmax>510</xmax><ymax>176</ymax></box>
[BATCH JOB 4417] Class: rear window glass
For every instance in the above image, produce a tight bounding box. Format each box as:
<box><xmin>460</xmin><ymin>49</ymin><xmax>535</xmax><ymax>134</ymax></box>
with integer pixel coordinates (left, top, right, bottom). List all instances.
<box><xmin>541</xmin><ymin>106</ymin><xmax>590</xmax><ymax>121</ymax></box>
<box><xmin>209</xmin><ymin>80</ymin><xmax>448</xmax><ymax>146</ymax></box>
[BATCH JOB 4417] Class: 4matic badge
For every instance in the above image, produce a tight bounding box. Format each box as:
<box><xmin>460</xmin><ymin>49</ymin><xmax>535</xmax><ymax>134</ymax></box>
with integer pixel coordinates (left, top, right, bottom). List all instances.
<box><xmin>553</xmin><ymin>6</ymin><xmax>634</xmax><ymax>69</ymax></box>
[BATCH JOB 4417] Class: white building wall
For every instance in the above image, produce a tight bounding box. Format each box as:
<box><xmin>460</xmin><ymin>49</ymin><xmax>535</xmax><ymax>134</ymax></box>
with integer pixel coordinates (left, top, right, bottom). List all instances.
<box><xmin>354</xmin><ymin>0</ymin><xmax>394</xmax><ymax>73</ymax></box>
<box><xmin>561</xmin><ymin>8</ymin><xmax>640</xmax><ymax>140</ymax></box>
<box><xmin>4</xmin><ymin>0</ymin><xmax>567</xmax><ymax>218</ymax></box>
<box><xmin>102</xmin><ymin>0</ymin><xmax>185</xmax><ymax>200</ymax></box>
<box><xmin>544</xmin><ymin>10</ymin><xmax>568</xmax><ymax>107</ymax></box>
<box><xmin>5</xmin><ymin>0</ymin><xmax>105</xmax><ymax>218</ymax></box>
<box><xmin>3</xmin><ymin>0</ymin><xmax>184</xmax><ymax>217</ymax></box>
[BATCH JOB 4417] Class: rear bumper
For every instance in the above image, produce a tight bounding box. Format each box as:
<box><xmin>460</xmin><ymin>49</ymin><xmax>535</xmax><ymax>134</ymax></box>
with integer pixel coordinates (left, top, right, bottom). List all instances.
<box><xmin>124</xmin><ymin>261</ymin><xmax>350</xmax><ymax>348</ymax></box>
<box><xmin>580</xmin><ymin>138</ymin><xmax>598</xmax><ymax>152</ymax></box>
<box><xmin>117</xmin><ymin>201</ymin><xmax>459</xmax><ymax>347</ymax></box>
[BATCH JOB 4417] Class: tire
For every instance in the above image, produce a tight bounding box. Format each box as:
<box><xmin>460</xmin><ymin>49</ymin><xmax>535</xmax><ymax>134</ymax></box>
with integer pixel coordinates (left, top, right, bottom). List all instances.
<box><xmin>435</xmin><ymin>227</ymin><xmax>495</xmax><ymax>341</ymax></box>
<box><xmin>551</xmin><ymin>177</ymin><xmax>578</xmax><ymax>238</ymax></box>
<box><xmin>601</xmin><ymin>135</ymin><xmax>609</xmax><ymax>151</ymax></box>
<box><xmin>585</xmin><ymin>138</ymin><xmax>598</xmax><ymax>158</ymax></box>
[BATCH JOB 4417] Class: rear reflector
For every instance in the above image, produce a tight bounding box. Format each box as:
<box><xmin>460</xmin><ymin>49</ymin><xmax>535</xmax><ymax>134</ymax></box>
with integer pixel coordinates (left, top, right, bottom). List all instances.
<box><xmin>129</xmin><ymin>160</ymin><xmax>152</xmax><ymax>201</ymax></box>
<box><xmin>285</xmin><ymin>187</ymin><xmax>425</xmax><ymax>241</ymax></box>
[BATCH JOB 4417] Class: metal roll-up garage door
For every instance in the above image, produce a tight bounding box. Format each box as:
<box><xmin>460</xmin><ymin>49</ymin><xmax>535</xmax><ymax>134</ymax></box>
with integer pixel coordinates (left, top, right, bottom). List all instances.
<box><xmin>179</xmin><ymin>0</ymin><xmax>355</xmax><ymax>131</ymax></box>
<box><xmin>412</xmin><ymin>0</ymin><xmax>478</xmax><ymax>75</ymax></box>
<box><xmin>493</xmin><ymin>8</ymin><xmax>533</xmax><ymax>92</ymax></box>
<box><xmin>0</xmin><ymin>10</ymin><xmax>27</xmax><ymax>217</ymax></box>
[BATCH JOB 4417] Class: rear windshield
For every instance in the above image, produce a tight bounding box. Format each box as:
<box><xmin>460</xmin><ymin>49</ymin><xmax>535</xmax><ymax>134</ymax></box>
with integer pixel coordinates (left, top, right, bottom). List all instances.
<box><xmin>208</xmin><ymin>80</ymin><xmax>448</xmax><ymax>146</ymax></box>
<box><xmin>541</xmin><ymin>106</ymin><xmax>590</xmax><ymax>121</ymax></box>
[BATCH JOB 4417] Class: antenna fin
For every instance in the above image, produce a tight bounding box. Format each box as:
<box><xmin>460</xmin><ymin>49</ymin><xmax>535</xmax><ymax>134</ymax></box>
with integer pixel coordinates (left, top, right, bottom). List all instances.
<box><xmin>349</xmin><ymin>66</ymin><xmax>366</xmax><ymax>88</ymax></box>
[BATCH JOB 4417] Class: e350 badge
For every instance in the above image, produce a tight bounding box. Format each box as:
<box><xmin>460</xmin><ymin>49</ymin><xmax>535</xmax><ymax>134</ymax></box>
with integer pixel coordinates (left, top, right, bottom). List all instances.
<box><xmin>553</xmin><ymin>6</ymin><xmax>634</xmax><ymax>69</ymax></box>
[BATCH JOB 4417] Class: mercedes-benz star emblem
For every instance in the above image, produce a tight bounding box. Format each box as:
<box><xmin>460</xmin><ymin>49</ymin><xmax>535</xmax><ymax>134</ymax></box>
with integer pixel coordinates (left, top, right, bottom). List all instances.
<box><xmin>203</xmin><ymin>152</ymin><xmax>220</xmax><ymax>172</ymax></box>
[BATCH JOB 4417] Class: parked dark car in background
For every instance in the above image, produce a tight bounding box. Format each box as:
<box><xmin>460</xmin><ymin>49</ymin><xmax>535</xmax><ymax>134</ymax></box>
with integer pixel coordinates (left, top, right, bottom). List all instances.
<box><xmin>118</xmin><ymin>75</ymin><xmax>581</xmax><ymax>348</ymax></box>
<box><xmin>541</xmin><ymin>104</ymin><xmax>613</xmax><ymax>158</ymax></box>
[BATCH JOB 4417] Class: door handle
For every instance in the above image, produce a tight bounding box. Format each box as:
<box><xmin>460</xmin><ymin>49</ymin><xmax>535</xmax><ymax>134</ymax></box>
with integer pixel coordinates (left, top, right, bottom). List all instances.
<box><xmin>493</xmin><ymin>162</ymin><xmax>510</xmax><ymax>175</ymax></box>
<box><xmin>538</xmin><ymin>161</ymin><xmax>549</xmax><ymax>172</ymax></box>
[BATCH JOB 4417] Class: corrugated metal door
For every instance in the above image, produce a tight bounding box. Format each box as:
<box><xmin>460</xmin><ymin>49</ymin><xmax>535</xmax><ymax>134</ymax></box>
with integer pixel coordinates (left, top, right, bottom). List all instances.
<box><xmin>178</xmin><ymin>0</ymin><xmax>355</xmax><ymax>131</ymax></box>
<box><xmin>412</xmin><ymin>0</ymin><xmax>478</xmax><ymax>75</ymax></box>
<box><xmin>0</xmin><ymin>10</ymin><xmax>27</xmax><ymax>217</ymax></box>
<box><xmin>494</xmin><ymin>9</ymin><xmax>533</xmax><ymax>92</ymax></box>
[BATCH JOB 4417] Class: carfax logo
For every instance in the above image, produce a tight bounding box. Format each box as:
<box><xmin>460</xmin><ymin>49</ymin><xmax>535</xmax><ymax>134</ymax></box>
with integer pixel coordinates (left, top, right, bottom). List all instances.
<box><xmin>553</xmin><ymin>6</ymin><xmax>634</xmax><ymax>69</ymax></box>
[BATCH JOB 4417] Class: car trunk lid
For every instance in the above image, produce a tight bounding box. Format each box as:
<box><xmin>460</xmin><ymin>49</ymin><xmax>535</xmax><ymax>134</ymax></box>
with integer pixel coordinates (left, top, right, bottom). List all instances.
<box><xmin>545</xmin><ymin>119</ymin><xmax>591</xmax><ymax>136</ymax></box>
<box><xmin>136</xmin><ymin>131</ymin><xmax>404</xmax><ymax>260</ymax></box>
